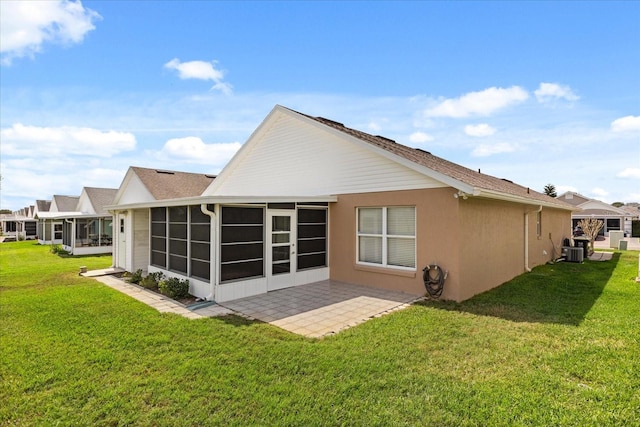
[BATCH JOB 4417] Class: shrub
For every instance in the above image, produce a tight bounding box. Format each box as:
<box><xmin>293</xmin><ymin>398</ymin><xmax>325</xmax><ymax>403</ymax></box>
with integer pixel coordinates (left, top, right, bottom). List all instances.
<box><xmin>50</xmin><ymin>244</ymin><xmax>67</xmax><ymax>255</ymax></box>
<box><xmin>139</xmin><ymin>271</ymin><xmax>164</xmax><ymax>290</ymax></box>
<box><xmin>158</xmin><ymin>277</ymin><xmax>190</xmax><ymax>299</ymax></box>
<box><xmin>128</xmin><ymin>269</ymin><xmax>144</xmax><ymax>284</ymax></box>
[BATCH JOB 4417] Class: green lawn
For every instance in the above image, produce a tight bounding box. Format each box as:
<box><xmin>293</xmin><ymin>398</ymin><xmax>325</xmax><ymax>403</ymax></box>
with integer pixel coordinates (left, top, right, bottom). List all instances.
<box><xmin>1</xmin><ymin>241</ymin><xmax>639</xmax><ymax>426</ymax></box>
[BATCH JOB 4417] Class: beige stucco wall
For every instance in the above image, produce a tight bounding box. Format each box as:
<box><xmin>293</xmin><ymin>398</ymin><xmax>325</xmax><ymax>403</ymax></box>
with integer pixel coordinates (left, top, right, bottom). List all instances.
<box><xmin>329</xmin><ymin>189</ymin><xmax>572</xmax><ymax>302</ymax></box>
<box><xmin>329</xmin><ymin>188</ymin><xmax>461</xmax><ymax>300</ymax></box>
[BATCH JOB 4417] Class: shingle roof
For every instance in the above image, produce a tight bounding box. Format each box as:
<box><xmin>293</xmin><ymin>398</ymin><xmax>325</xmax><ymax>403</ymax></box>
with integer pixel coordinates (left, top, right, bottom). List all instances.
<box><xmin>84</xmin><ymin>187</ymin><xmax>118</xmax><ymax>215</ymax></box>
<box><xmin>36</xmin><ymin>200</ymin><xmax>51</xmax><ymax>212</ymax></box>
<box><xmin>291</xmin><ymin>109</ymin><xmax>573</xmax><ymax>210</ymax></box>
<box><xmin>131</xmin><ymin>167</ymin><xmax>216</xmax><ymax>200</ymax></box>
<box><xmin>52</xmin><ymin>195</ymin><xmax>80</xmax><ymax>212</ymax></box>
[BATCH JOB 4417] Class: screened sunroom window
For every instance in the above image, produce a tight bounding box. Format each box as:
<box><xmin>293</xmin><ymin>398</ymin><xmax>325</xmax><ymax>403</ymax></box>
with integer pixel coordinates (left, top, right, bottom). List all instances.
<box><xmin>357</xmin><ymin>207</ymin><xmax>416</xmax><ymax>269</ymax></box>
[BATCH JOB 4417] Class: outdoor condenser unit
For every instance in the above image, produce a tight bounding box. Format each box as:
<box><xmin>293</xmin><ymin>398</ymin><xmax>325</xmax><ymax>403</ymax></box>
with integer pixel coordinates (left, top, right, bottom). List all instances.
<box><xmin>562</xmin><ymin>246</ymin><xmax>584</xmax><ymax>263</ymax></box>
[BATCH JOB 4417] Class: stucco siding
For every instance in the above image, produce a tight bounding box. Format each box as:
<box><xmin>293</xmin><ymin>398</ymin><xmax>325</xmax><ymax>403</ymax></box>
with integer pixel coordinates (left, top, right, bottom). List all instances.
<box><xmin>329</xmin><ymin>188</ymin><xmax>461</xmax><ymax>299</ymax></box>
<box><xmin>528</xmin><ymin>207</ymin><xmax>572</xmax><ymax>268</ymax></box>
<box><xmin>457</xmin><ymin>198</ymin><xmax>526</xmax><ymax>301</ymax></box>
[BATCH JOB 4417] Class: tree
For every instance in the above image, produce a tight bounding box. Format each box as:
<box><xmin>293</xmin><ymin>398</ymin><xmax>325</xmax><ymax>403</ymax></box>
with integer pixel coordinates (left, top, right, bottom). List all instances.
<box><xmin>578</xmin><ymin>217</ymin><xmax>604</xmax><ymax>253</ymax></box>
<box><xmin>612</xmin><ymin>202</ymin><xmax>624</xmax><ymax>208</ymax></box>
<box><xmin>543</xmin><ymin>183</ymin><xmax>557</xmax><ymax>198</ymax></box>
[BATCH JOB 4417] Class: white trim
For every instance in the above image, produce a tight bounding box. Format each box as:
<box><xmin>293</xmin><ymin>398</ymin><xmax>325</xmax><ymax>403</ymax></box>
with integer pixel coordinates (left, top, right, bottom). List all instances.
<box><xmin>106</xmin><ymin>195</ymin><xmax>336</xmax><ymax>212</ymax></box>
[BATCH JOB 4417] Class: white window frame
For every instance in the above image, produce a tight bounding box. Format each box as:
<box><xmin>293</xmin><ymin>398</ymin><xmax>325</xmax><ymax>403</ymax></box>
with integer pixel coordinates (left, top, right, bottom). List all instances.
<box><xmin>356</xmin><ymin>206</ymin><xmax>416</xmax><ymax>271</ymax></box>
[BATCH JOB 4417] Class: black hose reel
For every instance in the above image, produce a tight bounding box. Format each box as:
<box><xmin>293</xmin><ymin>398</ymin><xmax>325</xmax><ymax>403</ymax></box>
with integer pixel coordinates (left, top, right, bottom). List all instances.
<box><xmin>423</xmin><ymin>265</ymin><xmax>447</xmax><ymax>299</ymax></box>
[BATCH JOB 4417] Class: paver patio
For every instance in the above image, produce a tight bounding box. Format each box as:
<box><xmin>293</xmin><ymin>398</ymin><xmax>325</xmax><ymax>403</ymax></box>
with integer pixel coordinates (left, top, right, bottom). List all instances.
<box><xmin>90</xmin><ymin>273</ymin><xmax>420</xmax><ymax>338</ymax></box>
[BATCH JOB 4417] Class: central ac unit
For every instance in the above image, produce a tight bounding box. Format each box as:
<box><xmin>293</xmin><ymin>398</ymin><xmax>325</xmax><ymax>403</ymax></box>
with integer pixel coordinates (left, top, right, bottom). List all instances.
<box><xmin>566</xmin><ymin>247</ymin><xmax>584</xmax><ymax>263</ymax></box>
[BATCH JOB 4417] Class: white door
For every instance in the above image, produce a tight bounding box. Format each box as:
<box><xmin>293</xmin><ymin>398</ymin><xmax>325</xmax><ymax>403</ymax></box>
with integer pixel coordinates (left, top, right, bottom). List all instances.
<box><xmin>267</xmin><ymin>210</ymin><xmax>296</xmax><ymax>291</ymax></box>
<box><xmin>117</xmin><ymin>214</ymin><xmax>126</xmax><ymax>269</ymax></box>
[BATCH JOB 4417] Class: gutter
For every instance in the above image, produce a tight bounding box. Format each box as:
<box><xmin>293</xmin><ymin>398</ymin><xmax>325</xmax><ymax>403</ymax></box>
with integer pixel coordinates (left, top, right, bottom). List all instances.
<box><xmin>200</xmin><ymin>204</ymin><xmax>217</xmax><ymax>302</ymax></box>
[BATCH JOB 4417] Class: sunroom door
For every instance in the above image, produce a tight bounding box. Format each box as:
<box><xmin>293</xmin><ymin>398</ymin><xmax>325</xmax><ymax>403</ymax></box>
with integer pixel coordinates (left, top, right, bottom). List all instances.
<box><xmin>267</xmin><ymin>210</ymin><xmax>296</xmax><ymax>291</ymax></box>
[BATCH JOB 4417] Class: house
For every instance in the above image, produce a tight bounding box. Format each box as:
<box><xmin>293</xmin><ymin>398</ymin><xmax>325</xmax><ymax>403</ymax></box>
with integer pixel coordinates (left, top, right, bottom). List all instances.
<box><xmin>557</xmin><ymin>192</ymin><xmax>629</xmax><ymax>236</ymax></box>
<box><xmin>109</xmin><ymin>105</ymin><xmax>575</xmax><ymax>303</ymax></box>
<box><xmin>35</xmin><ymin>188</ymin><xmax>117</xmax><ymax>255</ymax></box>
<box><xmin>0</xmin><ymin>206</ymin><xmax>38</xmax><ymax>240</ymax></box>
<box><xmin>110</xmin><ymin>167</ymin><xmax>216</xmax><ymax>276</ymax></box>
<box><xmin>35</xmin><ymin>195</ymin><xmax>80</xmax><ymax>245</ymax></box>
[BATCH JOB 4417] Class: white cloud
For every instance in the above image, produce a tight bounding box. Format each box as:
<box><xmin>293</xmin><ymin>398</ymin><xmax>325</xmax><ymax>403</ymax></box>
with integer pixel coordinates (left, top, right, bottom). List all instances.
<box><xmin>164</xmin><ymin>58</ymin><xmax>233</xmax><ymax>94</ymax></box>
<box><xmin>471</xmin><ymin>142</ymin><xmax>517</xmax><ymax>157</ymax></box>
<box><xmin>409</xmin><ymin>131</ymin><xmax>433</xmax><ymax>143</ymax></box>
<box><xmin>617</xmin><ymin>168</ymin><xmax>640</xmax><ymax>179</ymax></box>
<box><xmin>158</xmin><ymin>136</ymin><xmax>241</xmax><ymax>165</ymax></box>
<box><xmin>534</xmin><ymin>82</ymin><xmax>579</xmax><ymax>103</ymax></box>
<box><xmin>611</xmin><ymin>115</ymin><xmax>640</xmax><ymax>133</ymax></box>
<box><xmin>591</xmin><ymin>187</ymin><xmax>609</xmax><ymax>197</ymax></box>
<box><xmin>424</xmin><ymin>86</ymin><xmax>529</xmax><ymax>118</ymax></box>
<box><xmin>464</xmin><ymin>123</ymin><xmax>496</xmax><ymax>137</ymax></box>
<box><xmin>1</xmin><ymin>123</ymin><xmax>136</xmax><ymax>157</ymax></box>
<box><xmin>0</xmin><ymin>0</ymin><xmax>100</xmax><ymax>65</ymax></box>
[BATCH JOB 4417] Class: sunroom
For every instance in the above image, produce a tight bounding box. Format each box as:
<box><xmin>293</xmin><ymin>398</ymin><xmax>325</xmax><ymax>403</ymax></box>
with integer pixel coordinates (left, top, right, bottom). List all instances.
<box><xmin>115</xmin><ymin>196</ymin><xmax>335</xmax><ymax>302</ymax></box>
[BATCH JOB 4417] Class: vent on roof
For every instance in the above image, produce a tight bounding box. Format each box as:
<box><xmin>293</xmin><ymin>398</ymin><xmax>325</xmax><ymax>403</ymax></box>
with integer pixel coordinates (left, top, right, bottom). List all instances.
<box><xmin>501</xmin><ymin>178</ymin><xmax>513</xmax><ymax>183</ymax></box>
<box><xmin>375</xmin><ymin>135</ymin><xmax>396</xmax><ymax>143</ymax></box>
<box><xmin>205</xmin><ymin>174</ymin><xmax>217</xmax><ymax>179</ymax></box>
<box><xmin>155</xmin><ymin>170</ymin><xmax>175</xmax><ymax>175</ymax></box>
<box><xmin>414</xmin><ymin>148</ymin><xmax>431</xmax><ymax>155</ymax></box>
<box><xmin>316</xmin><ymin>117</ymin><xmax>344</xmax><ymax>127</ymax></box>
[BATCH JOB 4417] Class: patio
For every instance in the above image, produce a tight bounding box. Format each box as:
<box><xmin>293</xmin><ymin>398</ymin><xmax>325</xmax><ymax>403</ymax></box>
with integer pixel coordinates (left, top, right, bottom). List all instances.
<box><xmin>90</xmin><ymin>273</ymin><xmax>420</xmax><ymax>338</ymax></box>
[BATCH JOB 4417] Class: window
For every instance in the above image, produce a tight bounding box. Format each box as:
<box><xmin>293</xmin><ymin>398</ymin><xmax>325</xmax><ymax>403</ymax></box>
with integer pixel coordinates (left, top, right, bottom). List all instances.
<box><xmin>220</xmin><ymin>206</ymin><xmax>264</xmax><ymax>282</ymax></box>
<box><xmin>168</xmin><ymin>207</ymin><xmax>188</xmax><ymax>274</ymax></box>
<box><xmin>536</xmin><ymin>211</ymin><xmax>542</xmax><ymax>237</ymax></box>
<box><xmin>297</xmin><ymin>208</ymin><xmax>327</xmax><ymax>270</ymax></box>
<box><xmin>150</xmin><ymin>205</ymin><xmax>212</xmax><ymax>279</ymax></box>
<box><xmin>150</xmin><ymin>207</ymin><xmax>167</xmax><ymax>268</ymax></box>
<box><xmin>190</xmin><ymin>205</ymin><xmax>211</xmax><ymax>280</ymax></box>
<box><xmin>357</xmin><ymin>206</ymin><xmax>415</xmax><ymax>269</ymax></box>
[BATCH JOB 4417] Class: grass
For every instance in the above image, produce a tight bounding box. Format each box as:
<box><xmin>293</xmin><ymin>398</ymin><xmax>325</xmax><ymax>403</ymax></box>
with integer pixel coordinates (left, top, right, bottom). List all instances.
<box><xmin>1</xmin><ymin>241</ymin><xmax>639</xmax><ymax>426</ymax></box>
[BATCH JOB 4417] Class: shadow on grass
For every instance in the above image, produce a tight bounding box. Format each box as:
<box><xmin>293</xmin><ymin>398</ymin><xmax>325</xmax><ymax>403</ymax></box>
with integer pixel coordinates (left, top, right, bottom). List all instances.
<box><xmin>417</xmin><ymin>253</ymin><xmax>620</xmax><ymax>326</ymax></box>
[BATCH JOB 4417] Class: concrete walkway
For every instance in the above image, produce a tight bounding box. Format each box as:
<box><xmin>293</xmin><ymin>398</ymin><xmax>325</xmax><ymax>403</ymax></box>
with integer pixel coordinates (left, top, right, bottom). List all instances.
<box><xmin>89</xmin><ymin>273</ymin><xmax>420</xmax><ymax>338</ymax></box>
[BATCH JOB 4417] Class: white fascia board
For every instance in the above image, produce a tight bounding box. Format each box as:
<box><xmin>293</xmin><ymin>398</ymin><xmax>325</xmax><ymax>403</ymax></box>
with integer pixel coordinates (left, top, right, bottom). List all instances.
<box><xmin>474</xmin><ymin>189</ymin><xmax>579</xmax><ymax>211</ymax></box>
<box><xmin>106</xmin><ymin>195</ymin><xmax>338</xmax><ymax>211</ymax></box>
<box><xmin>34</xmin><ymin>211</ymin><xmax>85</xmax><ymax>219</ymax></box>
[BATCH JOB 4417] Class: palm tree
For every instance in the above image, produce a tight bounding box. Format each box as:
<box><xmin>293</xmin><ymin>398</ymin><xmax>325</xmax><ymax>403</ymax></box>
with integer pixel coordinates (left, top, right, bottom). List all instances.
<box><xmin>543</xmin><ymin>184</ymin><xmax>557</xmax><ymax>198</ymax></box>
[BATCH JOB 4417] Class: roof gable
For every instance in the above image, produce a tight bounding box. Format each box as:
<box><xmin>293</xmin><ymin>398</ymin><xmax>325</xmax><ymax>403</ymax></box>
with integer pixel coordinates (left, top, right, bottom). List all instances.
<box><xmin>204</xmin><ymin>107</ymin><xmax>446</xmax><ymax>197</ymax></box>
<box><xmin>113</xmin><ymin>166</ymin><xmax>216</xmax><ymax>206</ymax></box>
<box><xmin>50</xmin><ymin>195</ymin><xmax>80</xmax><ymax>212</ymax></box>
<box><xmin>206</xmin><ymin>105</ymin><xmax>574</xmax><ymax>210</ymax></box>
<box><xmin>78</xmin><ymin>187</ymin><xmax>118</xmax><ymax>215</ymax></box>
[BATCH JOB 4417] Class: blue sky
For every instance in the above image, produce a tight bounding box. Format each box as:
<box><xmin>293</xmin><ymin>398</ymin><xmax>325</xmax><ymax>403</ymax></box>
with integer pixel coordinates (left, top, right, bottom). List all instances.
<box><xmin>1</xmin><ymin>1</ymin><xmax>639</xmax><ymax>211</ymax></box>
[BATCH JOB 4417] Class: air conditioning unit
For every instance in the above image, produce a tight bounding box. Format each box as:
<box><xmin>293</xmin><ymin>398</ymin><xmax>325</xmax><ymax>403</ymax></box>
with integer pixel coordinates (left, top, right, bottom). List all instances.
<box><xmin>565</xmin><ymin>247</ymin><xmax>584</xmax><ymax>263</ymax></box>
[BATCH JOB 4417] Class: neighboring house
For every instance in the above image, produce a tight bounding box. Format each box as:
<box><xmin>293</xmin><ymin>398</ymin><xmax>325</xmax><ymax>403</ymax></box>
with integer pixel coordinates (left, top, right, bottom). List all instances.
<box><xmin>0</xmin><ymin>205</ymin><xmax>38</xmax><ymax>240</ymax></box>
<box><xmin>109</xmin><ymin>105</ymin><xmax>575</xmax><ymax>303</ymax></box>
<box><xmin>35</xmin><ymin>188</ymin><xmax>117</xmax><ymax>255</ymax></box>
<box><xmin>35</xmin><ymin>195</ymin><xmax>80</xmax><ymax>245</ymax></box>
<box><xmin>620</xmin><ymin>205</ymin><xmax>640</xmax><ymax>237</ymax></box>
<box><xmin>557</xmin><ymin>192</ymin><xmax>629</xmax><ymax>236</ymax></box>
<box><xmin>109</xmin><ymin>167</ymin><xmax>216</xmax><ymax>275</ymax></box>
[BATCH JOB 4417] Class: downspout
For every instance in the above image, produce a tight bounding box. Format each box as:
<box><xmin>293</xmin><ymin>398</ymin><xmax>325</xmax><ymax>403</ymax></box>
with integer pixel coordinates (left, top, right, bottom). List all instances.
<box><xmin>524</xmin><ymin>206</ymin><xmax>543</xmax><ymax>272</ymax></box>
<box><xmin>201</xmin><ymin>204</ymin><xmax>217</xmax><ymax>301</ymax></box>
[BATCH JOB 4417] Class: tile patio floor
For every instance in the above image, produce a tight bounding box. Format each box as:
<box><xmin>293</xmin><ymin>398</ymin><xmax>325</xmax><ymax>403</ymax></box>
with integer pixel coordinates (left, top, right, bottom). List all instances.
<box><xmin>90</xmin><ymin>273</ymin><xmax>420</xmax><ymax>338</ymax></box>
